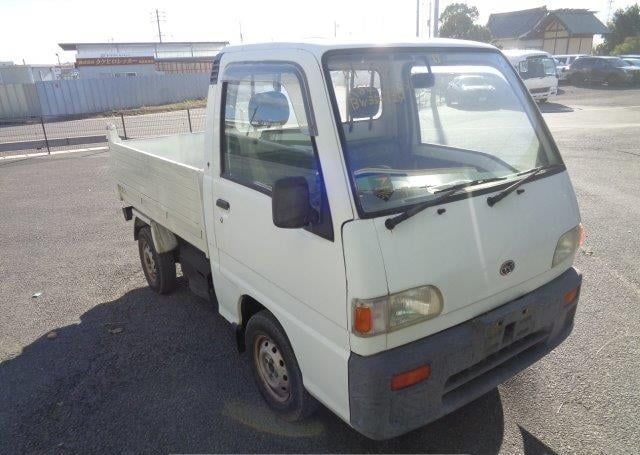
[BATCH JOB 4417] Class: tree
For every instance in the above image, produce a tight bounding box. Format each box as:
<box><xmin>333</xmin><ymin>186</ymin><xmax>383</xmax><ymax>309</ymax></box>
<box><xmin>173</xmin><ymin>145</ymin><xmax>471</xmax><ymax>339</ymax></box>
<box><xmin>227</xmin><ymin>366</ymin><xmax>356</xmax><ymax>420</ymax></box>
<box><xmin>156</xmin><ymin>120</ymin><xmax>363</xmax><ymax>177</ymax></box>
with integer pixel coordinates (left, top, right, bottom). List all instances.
<box><xmin>598</xmin><ymin>4</ymin><xmax>640</xmax><ymax>55</ymax></box>
<box><xmin>612</xmin><ymin>36</ymin><xmax>640</xmax><ymax>54</ymax></box>
<box><xmin>439</xmin><ymin>3</ymin><xmax>493</xmax><ymax>43</ymax></box>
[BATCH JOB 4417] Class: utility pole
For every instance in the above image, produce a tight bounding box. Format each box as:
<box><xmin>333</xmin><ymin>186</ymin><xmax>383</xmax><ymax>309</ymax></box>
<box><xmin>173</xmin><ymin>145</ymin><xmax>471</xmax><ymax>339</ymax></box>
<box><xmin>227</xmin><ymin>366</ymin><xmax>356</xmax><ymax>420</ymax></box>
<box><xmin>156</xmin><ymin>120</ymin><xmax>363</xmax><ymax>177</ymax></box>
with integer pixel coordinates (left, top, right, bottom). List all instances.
<box><xmin>155</xmin><ymin>9</ymin><xmax>163</xmax><ymax>43</ymax></box>
<box><xmin>433</xmin><ymin>0</ymin><xmax>440</xmax><ymax>37</ymax></box>
<box><xmin>416</xmin><ymin>0</ymin><xmax>420</xmax><ymax>38</ymax></box>
<box><xmin>427</xmin><ymin>0</ymin><xmax>432</xmax><ymax>37</ymax></box>
<box><xmin>607</xmin><ymin>0</ymin><xmax>614</xmax><ymax>21</ymax></box>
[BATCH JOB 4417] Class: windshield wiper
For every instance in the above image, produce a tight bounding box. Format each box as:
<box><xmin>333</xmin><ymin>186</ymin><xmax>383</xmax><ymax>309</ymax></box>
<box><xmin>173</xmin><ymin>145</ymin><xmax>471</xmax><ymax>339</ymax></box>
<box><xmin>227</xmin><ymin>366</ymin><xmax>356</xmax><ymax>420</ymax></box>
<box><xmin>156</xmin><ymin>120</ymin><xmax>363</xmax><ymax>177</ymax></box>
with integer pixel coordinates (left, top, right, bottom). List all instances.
<box><xmin>486</xmin><ymin>164</ymin><xmax>563</xmax><ymax>207</ymax></box>
<box><xmin>385</xmin><ymin>177</ymin><xmax>506</xmax><ymax>230</ymax></box>
<box><xmin>433</xmin><ymin>176</ymin><xmax>507</xmax><ymax>193</ymax></box>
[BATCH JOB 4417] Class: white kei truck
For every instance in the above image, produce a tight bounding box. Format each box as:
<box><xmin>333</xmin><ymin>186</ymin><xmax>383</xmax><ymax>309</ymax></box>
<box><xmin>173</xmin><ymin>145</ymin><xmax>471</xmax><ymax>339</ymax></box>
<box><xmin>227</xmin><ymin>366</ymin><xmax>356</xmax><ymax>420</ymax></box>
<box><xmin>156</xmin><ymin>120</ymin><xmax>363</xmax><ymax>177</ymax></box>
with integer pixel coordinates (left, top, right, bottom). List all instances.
<box><xmin>503</xmin><ymin>49</ymin><xmax>559</xmax><ymax>103</ymax></box>
<box><xmin>108</xmin><ymin>39</ymin><xmax>584</xmax><ymax>440</ymax></box>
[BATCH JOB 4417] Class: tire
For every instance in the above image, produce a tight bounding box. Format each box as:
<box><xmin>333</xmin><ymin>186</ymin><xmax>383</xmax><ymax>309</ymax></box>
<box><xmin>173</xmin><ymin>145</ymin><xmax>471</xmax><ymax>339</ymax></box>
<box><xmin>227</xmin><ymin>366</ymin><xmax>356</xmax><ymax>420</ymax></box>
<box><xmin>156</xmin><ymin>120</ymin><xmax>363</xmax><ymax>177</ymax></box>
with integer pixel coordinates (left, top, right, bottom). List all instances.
<box><xmin>138</xmin><ymin>226</ymin><xmax>177</xmax><ymax>294</ymax></box>
<box><xmin>245</xmin><ymin>310</ymin><xmax>319</xmax><ymax>421</ymax></box>
<box><xmin>571</xmin><ymin>73</ymin><xmax>585</xmax><ymax>86</ymax></box>
<box><xmin>606</xmin><ymin>74</ymin><xmax>623</xmax><ymax>87</ymax></box>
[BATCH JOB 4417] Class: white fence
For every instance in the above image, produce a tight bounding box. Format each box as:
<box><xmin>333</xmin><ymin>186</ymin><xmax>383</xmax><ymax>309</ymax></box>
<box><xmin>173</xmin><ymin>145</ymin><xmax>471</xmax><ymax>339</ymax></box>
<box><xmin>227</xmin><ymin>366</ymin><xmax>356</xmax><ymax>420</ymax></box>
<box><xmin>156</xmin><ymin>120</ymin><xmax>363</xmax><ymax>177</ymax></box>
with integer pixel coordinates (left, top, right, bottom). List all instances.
<box><xmin>0</xmin><ymin>74</ymin><xmax>209</xmax><ymax>118</ymax></box>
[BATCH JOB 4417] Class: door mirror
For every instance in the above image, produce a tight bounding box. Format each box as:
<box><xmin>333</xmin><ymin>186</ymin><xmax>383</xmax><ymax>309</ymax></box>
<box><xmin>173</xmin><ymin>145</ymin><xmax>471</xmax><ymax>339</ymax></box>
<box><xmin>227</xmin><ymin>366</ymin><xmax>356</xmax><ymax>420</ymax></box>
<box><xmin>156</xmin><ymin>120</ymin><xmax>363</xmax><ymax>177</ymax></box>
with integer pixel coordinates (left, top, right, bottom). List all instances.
<box><xmin>272</xmin><ymin>177</ymin><xmax>314</xmax><ymax>228</ymax></box>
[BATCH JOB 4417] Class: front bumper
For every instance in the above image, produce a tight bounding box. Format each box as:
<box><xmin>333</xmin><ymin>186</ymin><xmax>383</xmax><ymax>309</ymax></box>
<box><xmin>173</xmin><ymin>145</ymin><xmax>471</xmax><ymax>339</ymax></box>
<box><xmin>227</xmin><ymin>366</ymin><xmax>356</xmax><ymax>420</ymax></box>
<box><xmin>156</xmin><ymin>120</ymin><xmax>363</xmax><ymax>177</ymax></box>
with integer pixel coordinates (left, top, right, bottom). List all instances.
<box><xmin>530</xmin><ymin>86</ymin><xmax>557</xmax><ymax>100</ymax></box>
<box><xmin>348</xmin><ymin>267</ymin><xmax>581</xmax><ymax>440</ymax></box>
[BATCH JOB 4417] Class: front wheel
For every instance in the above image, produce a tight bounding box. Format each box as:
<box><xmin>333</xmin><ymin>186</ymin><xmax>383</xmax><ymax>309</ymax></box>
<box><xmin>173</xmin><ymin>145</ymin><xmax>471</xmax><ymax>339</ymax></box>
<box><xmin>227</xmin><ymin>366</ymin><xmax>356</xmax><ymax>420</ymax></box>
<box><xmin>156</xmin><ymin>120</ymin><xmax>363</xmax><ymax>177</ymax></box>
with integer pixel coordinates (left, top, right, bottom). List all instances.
<box><xmin>245</xmin><ymin>310</ymin><xmax>318</xmax><ymax>421</ymax></box>
<box><xmin>138</xmin><ymin>226</ymin><xmax>177</xmax><ymax>294</ymax></box>
<box><xmin>606</xmin><ymin>74</ymin><xmax>623</xmax><ymax>87</ymax></box>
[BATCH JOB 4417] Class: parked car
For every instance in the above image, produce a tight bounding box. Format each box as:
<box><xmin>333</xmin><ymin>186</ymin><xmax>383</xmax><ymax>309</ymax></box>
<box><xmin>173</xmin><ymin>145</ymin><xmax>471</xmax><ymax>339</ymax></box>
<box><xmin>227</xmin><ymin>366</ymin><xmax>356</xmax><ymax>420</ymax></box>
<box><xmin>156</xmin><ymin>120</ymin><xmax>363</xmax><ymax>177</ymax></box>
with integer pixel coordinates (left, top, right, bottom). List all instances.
<box><xmin>108</xmin><ymin>40</ymin><xmax>583</xmax><ymax>440</ymax></box>
<box><xmin>568</xmin><ymin>56</ymin><xmax>640</xmax><ymax>86</ymax></box>
<box><xmin>445</xmin><ymin>75</ymin><xmax>497</xmax><ymax>108</ymax></box>
<box><xmin>503</xmin><ymin>49</ymin><xmax>558</xmax><ymax>102</ymax></box>
<box><xmin>554</xmin><ymin>54</ymin><xmax>588</xmax><ymax>81</ymax></box>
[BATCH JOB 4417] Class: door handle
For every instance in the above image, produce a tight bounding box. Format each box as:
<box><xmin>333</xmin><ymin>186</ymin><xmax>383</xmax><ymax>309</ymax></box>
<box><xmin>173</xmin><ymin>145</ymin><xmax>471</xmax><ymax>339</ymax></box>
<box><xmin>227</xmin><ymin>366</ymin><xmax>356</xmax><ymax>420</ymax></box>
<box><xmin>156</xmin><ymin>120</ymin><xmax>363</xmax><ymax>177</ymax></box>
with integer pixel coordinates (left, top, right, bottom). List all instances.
<box><xmin>216</xmin><ymin>199</ymin><xmax>230</xmax><ymax>210</ymax></box>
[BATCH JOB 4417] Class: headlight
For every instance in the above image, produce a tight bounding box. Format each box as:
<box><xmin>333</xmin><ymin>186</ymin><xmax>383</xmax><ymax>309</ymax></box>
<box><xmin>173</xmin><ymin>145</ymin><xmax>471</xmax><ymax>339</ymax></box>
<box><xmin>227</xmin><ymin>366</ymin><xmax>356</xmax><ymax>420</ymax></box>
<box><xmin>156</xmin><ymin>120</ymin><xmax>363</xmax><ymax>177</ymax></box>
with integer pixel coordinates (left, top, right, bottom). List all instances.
<box><xmin>552</xmin><ymin>223</ymin><xmax>585</xmax><ymax>267</ymax></box>
<box><xmin>352</xmin><ymin>285</ymin><xmax>443</xmax><ymax>337</ymax></box>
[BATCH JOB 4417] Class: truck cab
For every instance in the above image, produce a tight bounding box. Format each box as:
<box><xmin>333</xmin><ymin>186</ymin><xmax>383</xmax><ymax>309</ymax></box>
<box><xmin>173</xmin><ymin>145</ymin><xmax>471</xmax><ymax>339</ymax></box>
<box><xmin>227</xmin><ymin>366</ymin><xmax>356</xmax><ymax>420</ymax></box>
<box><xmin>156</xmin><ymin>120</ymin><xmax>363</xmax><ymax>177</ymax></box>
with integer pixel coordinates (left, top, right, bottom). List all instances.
<box><xmin>109</xmin><ymin>39</ymin><xmax>582</xmax><ymax>440</ymax></box>
<box><xmin>503</xmin><ymin>49</ymin><xmax>559</xmax><ymax>102</ymax></box>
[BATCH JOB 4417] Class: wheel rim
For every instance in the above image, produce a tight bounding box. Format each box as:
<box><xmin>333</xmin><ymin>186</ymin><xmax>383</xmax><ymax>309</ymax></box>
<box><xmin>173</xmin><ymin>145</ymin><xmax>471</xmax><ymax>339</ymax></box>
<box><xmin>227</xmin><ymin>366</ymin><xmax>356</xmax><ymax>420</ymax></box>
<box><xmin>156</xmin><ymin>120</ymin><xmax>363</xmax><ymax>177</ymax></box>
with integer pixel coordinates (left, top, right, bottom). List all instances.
<box><xmin>141</xmin><ymin>239</ymin><xmax>157</xmax><ymax>282</ymax></box>
<box><xmin>253</xmin><ymin>334</ymin><xmax>291</xmax><ymax>403</ymax></box>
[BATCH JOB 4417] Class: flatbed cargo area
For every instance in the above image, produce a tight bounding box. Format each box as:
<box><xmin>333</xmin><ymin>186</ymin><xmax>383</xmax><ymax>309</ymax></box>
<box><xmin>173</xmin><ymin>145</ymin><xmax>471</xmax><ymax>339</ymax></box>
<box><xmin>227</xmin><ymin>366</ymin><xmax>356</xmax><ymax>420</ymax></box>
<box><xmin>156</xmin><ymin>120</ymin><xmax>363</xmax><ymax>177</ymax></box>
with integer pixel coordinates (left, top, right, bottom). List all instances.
<box><xmin>108</xmin><ymin>127</ymin><xmax>207</xmax><ymax>253</ymax></box>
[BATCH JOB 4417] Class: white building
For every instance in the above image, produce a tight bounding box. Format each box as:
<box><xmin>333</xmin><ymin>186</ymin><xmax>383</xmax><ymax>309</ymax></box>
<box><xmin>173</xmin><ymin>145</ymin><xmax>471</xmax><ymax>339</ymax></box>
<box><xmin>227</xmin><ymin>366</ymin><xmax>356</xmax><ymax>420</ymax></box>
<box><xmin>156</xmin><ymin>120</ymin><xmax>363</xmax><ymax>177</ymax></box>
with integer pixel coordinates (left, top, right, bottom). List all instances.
<box><xmin>0</xmin><ymin>63</ymin><xmax>61</xmax><ymax>84</ymax></box>
<box><xmin>58</xmin><ymin>41</ymin><xmax>228</xmax><ymax>79</ymax></box>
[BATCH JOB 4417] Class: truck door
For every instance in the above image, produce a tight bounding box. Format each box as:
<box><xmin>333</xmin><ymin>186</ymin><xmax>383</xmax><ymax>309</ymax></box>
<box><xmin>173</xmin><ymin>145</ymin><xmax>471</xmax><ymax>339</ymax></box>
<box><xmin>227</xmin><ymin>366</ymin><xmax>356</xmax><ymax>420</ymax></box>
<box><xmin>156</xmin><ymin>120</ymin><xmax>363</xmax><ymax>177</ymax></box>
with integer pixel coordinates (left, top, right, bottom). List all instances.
<box><xmin>210</xmin><ymin>54</ymin><xmax>351</xmax><ymax>348</ymax></box>
<box><xmin>209</xmin><ymin>56</ymin><xmax>352</xmax><ymax>416</ymax></box>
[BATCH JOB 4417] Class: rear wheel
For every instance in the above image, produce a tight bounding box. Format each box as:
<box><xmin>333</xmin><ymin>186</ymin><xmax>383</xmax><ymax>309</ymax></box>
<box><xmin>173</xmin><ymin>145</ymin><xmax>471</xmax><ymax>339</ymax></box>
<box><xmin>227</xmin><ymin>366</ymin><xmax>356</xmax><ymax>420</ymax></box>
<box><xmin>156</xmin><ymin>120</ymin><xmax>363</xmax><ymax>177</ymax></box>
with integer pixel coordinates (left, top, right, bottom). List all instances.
<box><xmin>571</xmin><ymin>73</ymin><xmax>585</xmax><ymax>86</ymax></box>
<box><xmin>138</xmin><ymin>226</ymin><xmax>176</xmax><ymax>294</ymax></box>
<box><xmin>245</xmin><ymin>310</ymin><xmax>318</xmax><ymax>421</ymax></box>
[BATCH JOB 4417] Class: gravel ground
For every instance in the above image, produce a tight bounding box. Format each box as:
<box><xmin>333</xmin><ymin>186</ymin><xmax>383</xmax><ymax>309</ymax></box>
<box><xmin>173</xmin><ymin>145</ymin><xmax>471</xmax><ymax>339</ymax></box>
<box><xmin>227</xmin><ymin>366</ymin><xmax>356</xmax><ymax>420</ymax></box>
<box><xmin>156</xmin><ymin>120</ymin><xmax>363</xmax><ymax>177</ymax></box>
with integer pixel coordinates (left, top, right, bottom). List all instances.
<box><xmin>0</xmin><ymin>86</ymin><xmax>639</xmax><ymax>454</ymax></box>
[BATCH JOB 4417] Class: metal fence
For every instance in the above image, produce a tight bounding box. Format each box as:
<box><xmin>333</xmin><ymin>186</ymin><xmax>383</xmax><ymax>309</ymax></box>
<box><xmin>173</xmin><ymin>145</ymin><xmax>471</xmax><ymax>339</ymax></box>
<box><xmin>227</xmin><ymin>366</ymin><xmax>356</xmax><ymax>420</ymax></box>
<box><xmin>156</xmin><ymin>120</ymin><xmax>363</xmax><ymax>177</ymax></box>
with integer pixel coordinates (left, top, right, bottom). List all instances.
<box><xmin>0</xmin><ymin>74</ymin><xmax>209</xmax><ymax>118</ymax></box>
<box><xmin>0</xmin><ymin>108</ymin><xmax>206</xmax><ymax>157</ymax></box>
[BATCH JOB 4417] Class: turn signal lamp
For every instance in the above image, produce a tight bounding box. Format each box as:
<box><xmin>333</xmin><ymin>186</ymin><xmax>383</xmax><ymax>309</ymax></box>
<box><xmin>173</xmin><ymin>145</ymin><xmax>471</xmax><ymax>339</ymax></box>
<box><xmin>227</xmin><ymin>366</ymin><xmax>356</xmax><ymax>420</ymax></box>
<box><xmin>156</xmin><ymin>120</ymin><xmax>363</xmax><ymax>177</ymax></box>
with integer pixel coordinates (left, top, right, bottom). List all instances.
<box><xmin>564</xmin><ymin>287</ymin><xmax>579</xmax><ymax>305</ymax></box>
<box><xmin>390</xmin><ymin>365</ymin><xmax>431</xmax><ymax>391</ymax></box>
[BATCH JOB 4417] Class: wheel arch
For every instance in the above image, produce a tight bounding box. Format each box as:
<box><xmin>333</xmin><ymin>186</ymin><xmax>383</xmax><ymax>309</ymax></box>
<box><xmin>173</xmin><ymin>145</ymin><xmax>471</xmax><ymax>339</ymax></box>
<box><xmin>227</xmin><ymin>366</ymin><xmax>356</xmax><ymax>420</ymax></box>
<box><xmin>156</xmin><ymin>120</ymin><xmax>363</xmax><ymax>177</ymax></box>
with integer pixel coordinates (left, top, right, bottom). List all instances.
<box><xmin>133</xmin><ymin>217</ymin><xmax>148</xmax><ymax>241</ymax></box>
<box><xmin>234</xmin><ymin>294</ymin><xmax>266</xmax><ymax>352</ymax></box>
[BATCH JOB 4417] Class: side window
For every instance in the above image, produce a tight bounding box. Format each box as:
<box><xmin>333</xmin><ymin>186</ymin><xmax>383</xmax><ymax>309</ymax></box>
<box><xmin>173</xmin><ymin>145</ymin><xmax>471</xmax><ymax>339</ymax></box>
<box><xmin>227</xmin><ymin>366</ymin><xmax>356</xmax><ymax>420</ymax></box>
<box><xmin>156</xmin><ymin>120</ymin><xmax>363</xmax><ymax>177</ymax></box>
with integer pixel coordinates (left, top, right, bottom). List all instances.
<box><xmin>222</xmin><ymin>64</ymin><xmax>319</xmax><ymax>197</ymax></box>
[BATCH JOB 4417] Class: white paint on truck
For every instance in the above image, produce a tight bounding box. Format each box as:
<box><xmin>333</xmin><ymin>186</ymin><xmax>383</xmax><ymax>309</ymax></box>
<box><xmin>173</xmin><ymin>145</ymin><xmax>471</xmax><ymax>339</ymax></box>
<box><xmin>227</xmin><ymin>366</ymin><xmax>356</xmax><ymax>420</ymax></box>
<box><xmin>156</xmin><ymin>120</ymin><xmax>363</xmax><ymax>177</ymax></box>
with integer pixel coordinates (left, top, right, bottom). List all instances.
<box><xmin>109</xmin><ymin>39</ymin><xmax>583</xmax><ymax>439</ymax></box>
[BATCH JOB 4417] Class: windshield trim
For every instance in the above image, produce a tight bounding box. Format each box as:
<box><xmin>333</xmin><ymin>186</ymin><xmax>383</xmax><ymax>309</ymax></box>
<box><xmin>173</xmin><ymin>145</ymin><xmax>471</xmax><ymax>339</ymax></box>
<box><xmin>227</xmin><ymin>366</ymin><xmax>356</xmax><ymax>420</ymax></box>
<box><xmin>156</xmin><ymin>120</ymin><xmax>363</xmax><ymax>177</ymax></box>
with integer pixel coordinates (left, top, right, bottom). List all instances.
<box><xmin>321</xmin><ymin>46</ymin><xmax>566</xmax><ymax>219</ymax></box>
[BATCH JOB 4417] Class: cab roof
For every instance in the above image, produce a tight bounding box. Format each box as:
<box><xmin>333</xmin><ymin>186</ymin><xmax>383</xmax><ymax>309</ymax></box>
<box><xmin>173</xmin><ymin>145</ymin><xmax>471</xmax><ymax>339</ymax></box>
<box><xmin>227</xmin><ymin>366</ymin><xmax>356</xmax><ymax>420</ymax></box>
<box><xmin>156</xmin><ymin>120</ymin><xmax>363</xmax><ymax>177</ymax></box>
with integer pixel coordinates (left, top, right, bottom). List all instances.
<box><xmin>221</xmin><ymin>39</ymin><xmax>497</xmax><ymax>58</ymax></box>
<box><xmin>502</xmin><ymin>49</ymin><xmax>551</xmax><ymax>58</ymax></box>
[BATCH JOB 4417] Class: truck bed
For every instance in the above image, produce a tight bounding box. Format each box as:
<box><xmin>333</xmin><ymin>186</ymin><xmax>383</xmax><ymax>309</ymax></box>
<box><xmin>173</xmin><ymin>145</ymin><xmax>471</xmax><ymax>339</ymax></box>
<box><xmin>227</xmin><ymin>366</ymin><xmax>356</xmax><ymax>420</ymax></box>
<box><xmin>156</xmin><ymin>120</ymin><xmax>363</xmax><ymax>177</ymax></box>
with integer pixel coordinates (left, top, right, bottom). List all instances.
<box><xmin>108</xmin><ymin>127</ymin><xmax>208</xmax><ymax>254</ymax></box>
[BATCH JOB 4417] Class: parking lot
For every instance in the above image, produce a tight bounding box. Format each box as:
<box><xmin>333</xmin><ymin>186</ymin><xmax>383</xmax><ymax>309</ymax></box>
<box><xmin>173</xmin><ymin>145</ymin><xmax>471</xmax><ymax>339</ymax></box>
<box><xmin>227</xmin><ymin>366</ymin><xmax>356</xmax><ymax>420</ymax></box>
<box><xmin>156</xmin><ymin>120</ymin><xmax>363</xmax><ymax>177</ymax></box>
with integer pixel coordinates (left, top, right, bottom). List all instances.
<box><xmin>1</xmin><ymin>85</ymin><xmax>639</xmax><ymax>454</ymax></box>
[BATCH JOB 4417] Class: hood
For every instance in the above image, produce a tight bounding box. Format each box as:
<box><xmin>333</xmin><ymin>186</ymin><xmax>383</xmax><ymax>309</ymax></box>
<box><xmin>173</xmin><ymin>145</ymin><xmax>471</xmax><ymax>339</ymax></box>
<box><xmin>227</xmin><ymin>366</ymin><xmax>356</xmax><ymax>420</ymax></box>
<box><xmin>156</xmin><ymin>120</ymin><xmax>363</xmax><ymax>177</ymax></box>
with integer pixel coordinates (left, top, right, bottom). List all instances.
<box><xmin>372</xmin><ymin>171</ymin><xmax>580</xmax><ymax>348</ymax></box>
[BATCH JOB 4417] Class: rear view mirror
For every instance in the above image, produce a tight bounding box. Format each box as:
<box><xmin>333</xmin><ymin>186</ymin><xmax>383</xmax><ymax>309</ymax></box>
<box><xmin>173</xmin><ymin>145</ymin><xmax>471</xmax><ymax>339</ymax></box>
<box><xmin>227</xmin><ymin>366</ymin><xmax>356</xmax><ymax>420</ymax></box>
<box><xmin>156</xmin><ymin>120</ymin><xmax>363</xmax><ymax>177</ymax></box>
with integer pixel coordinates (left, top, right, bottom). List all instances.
<box><xmin>348</xmin><ymin>86</ymin><xmax>381</xmax><ymax>119</ymax></box>
<box><xmin>272</xmin><ymin>177</ymin><xmax>314</xmax><ymax>228</ymax></box>
<box><xmin>411</xmin><ymin>73</ymin><xmax>435</xmax><ymax>88</ymax></box>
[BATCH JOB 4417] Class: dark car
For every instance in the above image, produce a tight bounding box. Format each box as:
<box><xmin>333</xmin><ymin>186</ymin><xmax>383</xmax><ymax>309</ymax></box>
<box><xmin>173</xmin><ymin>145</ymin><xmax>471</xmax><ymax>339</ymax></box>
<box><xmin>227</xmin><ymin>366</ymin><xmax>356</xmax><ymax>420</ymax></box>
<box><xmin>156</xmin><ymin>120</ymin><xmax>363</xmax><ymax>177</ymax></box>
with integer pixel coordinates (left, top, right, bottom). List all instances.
<box><xmin>568</xmin><ymin>56</ymin><xmax>640</xmax><ymax>86</ymax></box>
<box><xmin>445</xmin><ymin>75</ymin><xmax>497</xmax><ymax>108</ymax></box>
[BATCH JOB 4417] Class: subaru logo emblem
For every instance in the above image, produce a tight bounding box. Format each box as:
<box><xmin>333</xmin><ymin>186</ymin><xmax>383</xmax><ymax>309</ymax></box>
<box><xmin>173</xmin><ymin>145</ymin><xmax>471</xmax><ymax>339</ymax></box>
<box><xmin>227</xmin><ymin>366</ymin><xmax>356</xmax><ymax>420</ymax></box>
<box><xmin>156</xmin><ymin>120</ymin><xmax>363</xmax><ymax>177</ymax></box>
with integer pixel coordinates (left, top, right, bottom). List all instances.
<box><xmin>500</xmin><ymin>260</ymin><xmax>515</xmax><ymax>276</ymax></box>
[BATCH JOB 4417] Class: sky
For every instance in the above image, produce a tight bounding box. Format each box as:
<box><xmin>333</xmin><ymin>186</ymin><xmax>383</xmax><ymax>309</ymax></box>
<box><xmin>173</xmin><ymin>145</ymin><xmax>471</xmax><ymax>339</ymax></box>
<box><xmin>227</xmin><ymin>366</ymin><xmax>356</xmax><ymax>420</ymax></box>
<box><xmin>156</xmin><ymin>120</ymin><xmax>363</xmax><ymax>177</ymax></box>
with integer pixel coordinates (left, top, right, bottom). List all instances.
<box><xmin>0</xmin><ymin>0</ymin><xmax>637</xmax><ymax>64</ymax></box>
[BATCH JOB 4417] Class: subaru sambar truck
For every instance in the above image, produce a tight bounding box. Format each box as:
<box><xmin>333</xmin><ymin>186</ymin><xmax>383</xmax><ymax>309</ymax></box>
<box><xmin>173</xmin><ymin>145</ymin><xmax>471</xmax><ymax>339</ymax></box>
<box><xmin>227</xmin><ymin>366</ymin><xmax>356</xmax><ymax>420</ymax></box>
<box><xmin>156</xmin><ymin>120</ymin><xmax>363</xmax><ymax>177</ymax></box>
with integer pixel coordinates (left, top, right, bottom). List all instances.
<box><xmin>108</xmin><ymin>39</ymin><xmax>583</xmax><ymax>439</ymax></box>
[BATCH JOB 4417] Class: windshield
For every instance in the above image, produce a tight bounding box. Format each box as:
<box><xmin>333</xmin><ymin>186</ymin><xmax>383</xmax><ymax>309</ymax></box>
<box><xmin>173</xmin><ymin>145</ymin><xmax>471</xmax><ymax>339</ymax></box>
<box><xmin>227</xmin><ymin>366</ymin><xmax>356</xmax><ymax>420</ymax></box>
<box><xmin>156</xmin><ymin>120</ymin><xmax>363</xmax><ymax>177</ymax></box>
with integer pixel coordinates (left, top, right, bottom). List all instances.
<box><xmin>518</xmin><ymin>57</ymin><xmax>557</xmax><ymax>79</ymax></box>
<box><xmin>324</xmin><ymin>49</ymin><xmax>562</xmax><ymax>215</ymax></box>
<box><xmin>611</xmin><ymin>58</ymin><xmax>631</xmax><ymax>67</ymax></box>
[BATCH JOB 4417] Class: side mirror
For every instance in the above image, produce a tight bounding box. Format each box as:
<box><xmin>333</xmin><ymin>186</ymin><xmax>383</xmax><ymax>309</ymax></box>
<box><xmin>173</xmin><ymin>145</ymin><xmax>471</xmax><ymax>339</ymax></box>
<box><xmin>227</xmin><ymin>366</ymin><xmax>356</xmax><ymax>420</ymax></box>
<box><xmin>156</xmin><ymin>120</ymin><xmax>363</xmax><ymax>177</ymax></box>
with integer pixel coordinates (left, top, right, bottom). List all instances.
<box><xmin>272</xmin><ymin>177</ymin><xmax>315</xmax><ymax>228</ymax></box>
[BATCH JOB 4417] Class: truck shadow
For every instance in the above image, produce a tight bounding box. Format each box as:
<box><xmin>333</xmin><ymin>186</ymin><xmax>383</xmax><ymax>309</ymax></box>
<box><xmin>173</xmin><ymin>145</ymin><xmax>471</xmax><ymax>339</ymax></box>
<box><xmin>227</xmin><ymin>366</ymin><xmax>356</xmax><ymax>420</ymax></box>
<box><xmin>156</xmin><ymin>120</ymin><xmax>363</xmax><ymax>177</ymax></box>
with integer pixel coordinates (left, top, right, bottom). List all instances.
<box><xmin>538</xmin><ymin>102</ymin><xmax>574</xmax><ymax>113</ymax></box>
<box><xmin>0</xmin><ymin>283</ymin><xmax>504</xmax><ymax>454</ymax></box>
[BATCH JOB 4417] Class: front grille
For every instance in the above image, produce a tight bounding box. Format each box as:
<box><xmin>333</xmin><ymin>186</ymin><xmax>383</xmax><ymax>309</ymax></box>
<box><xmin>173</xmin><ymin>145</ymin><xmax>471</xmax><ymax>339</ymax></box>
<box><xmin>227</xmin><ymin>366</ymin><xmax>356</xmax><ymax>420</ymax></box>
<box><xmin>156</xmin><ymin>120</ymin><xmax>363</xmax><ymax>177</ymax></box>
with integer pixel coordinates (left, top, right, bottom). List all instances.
<box><xmin>442</xmin><ymin>330</ymin><xmax>548</xmax><ymax>403</ymax></box>
<box><xmin>530</xmin><ymin>87</ymin><xmax>549</xmax><ymax>94</ymax></box>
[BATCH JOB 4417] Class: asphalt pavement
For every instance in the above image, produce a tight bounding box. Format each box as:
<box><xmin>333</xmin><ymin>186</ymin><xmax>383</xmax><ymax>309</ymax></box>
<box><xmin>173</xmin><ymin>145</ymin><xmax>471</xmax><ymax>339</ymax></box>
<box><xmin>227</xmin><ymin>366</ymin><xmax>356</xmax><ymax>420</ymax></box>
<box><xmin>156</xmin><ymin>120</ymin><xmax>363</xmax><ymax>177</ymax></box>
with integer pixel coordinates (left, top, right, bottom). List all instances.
<box><xmin>0</xmin><ymin>85</ymin><xmax>639</xmax><ymax>454</ymax></box>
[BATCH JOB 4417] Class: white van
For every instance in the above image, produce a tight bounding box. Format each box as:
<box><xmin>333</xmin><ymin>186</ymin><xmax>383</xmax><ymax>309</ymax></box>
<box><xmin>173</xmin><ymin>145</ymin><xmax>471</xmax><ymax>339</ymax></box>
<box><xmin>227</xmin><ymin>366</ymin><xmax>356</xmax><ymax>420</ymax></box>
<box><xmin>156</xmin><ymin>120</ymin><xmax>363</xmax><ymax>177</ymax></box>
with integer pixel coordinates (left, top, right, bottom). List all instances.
<box><xmin>554</xmin><ymin>54</ymin><xmax>588</xmax><ymax>80</ymax></box>
<box><xmin>504</xmin><ymin>49</ymin><xmax>559</xmax><ymax>102</ymax></box>
<box><xmin>109</xmin><ymin>40</ymin><xmax>583</xmax><ymax>439</ymax></box>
